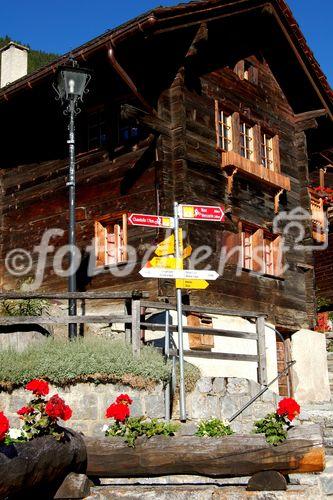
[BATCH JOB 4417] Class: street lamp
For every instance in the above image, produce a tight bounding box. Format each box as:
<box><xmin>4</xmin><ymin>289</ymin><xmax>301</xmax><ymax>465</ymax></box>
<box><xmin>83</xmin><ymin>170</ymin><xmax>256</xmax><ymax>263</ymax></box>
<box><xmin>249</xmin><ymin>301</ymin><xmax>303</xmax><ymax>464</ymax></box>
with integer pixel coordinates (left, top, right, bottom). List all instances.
<box><xmin>54</xmin><ymin>59</ymin><xmax>91</xmax><ymax>340</ymax></box>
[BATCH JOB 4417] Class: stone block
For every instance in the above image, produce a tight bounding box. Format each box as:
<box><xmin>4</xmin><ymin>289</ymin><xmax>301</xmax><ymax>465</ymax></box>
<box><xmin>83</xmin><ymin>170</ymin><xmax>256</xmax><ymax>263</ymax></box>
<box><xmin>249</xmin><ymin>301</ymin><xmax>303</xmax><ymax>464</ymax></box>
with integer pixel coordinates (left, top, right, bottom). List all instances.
<box><xmin>212</xmin><ymin>378</ymin><xmax>226</xmax><ymax>394</ymax></box>
<box><xmin>220</xmin><ymin>395</ymin><xmax>239</xmax><ymax>420</ymax></box>
<box><xmin>226</xmin><ymin>378</ymin><xmax>249</xmax><ymax>395</ymax></box>
<box><xmin>145</xmin><ymin>395</ymin><xmax>165</xmax><ymax>418</ymax></box>
<box><xmin>191</xmin><ymin>394</ymin><xmax>220</xmax><ymax>420</ymax></box>
<box><xmin>196</xmin><ymin>377</ymin><xmax>213</xmax><ymax>394</ymax></box>
<box><xmin>54</xmin><ymin>472</ymin><xmax>91</xmax><ymax>498</ymax></box>
<box><xmin>73</xmin><ymin>394</ymin><xmax>98</xmax><ymax>420</ymax></box>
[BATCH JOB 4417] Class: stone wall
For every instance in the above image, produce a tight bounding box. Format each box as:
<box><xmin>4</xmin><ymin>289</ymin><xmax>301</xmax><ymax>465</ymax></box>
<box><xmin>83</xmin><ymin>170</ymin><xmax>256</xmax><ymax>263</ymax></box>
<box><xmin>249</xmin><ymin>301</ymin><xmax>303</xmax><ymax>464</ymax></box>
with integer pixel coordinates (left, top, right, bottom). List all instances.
<box><xmin>0</xmin><ymin>377</ymin><xmax>280</xmax><ymax>436</ymax></box>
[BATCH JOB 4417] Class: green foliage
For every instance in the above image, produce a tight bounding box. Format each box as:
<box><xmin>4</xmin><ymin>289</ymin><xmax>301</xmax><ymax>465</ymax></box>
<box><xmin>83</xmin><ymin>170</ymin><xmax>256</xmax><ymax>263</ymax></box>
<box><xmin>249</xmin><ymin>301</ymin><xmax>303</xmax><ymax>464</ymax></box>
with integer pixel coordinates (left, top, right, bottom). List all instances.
<box><xmin>105</xmin><ymin>416</ymin><xmax>179</xmax><ymax>447</ymax></box>
<box><xmin>253</xmin><ymin>413</ymin><xmax>288</xmax><ymax>445</ymax></box>
<box><xmin>0</xmin><ymin>35</ymin><xmax>58</xmax><ymax>75</ymax></box>
<box><xmin>0</xmin><ymin>298</ymin><xmax>49</xmax><ymax>317</ymax></box>
<box><xmin>0</xmin><ymin>279</ymin><xmax>50</xmax><ymax>317</ymax></box>
<box><xmin>195</xmin><ymin>417</ymin><xmax>234</xmax><ymax>437</ymax></box>
<box><xmin>175</xmin><ymin>362</ymin><xmax>201</xmax><ymax>393</ymax></box>
<box><xmin>0</xmin><ymin>338</ymin><xmax>198</xmax><ymax>390</ymax></box>
<box><xmin>317</xmin><ymin>296</ymin><xmax>332</xmax><ymax>311</ymax></box>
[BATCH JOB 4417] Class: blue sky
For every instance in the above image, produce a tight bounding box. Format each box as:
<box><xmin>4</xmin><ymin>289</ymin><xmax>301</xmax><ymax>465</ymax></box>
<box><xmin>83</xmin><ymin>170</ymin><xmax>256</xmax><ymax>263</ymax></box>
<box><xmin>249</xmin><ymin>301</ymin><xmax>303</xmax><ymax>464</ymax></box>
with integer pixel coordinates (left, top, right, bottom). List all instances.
<box><xmin>1</xmin><ymin>0</ymin><xmax>332</xmax><ymax>85</ymax></box>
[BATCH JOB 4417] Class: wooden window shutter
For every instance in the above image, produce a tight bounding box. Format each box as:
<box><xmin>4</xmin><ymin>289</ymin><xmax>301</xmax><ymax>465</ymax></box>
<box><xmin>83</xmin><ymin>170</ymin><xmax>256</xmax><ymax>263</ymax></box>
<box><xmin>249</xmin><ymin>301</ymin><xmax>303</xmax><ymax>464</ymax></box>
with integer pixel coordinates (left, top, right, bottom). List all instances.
<box><xmin>214</xmin><ymin>99</ymin><xmax>220</xmax><ymax>148</ymax></box>
<box><xmin>231</xmin><ymin>112</ymin><xmax>241</xmax><ymax>155</ymax></box>
<box><xmin>272</xmin><ymin>235</ymin><xmax>283</xmax><ymax>276</ymax></box>
<box><xmin>94</xmin><ymin>220</ymin><xmax>107</xmax><ymax>267</ymax></box>
<box><xmin>252</xmin><ymin>124</ymin><xmax>261</xmax><ymax>165</ymax></box>
<box><xmin>187</xmin><ymin>313</ymin><xmax>214</xmax><ymax>351</ymax></box>
<box><xmin>234</xmin><ymin>60</ymin><xmax>245</xmax><ymax>79</ymax></box>
<box><xmin>114</xmin><ymin>224</ymin><xmax>121</xmax><ymax>263</ymax></box>
<box><xmin>122</xmin><ymin>214</ymin><xmax>128</xmax><ymax>262</ymax></box>
<box><xmin>272</xmin><ymin>136</ymin><xmax>281</xmax><ymax>173</ymax></box>
<box><xmin>248</xmin><ymin>65</ymin><xmax>258</xmax><ymax>85</ymax></box>
<box><xmin>251</xmin><ymin>228</ymin><xmax>264</xmax><ymax>272</ymax></box>
<box><xmin>221</xmin><ymin>230</ymin><xmax>242</xmax><ymax>266</ymax></box>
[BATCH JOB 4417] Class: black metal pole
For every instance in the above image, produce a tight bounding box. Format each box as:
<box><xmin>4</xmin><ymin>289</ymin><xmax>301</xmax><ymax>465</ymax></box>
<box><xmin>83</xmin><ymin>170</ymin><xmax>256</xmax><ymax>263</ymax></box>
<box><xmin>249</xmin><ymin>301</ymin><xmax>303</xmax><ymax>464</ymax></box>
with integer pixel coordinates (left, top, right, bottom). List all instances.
<box><xmin>67</xmin><ymin>96</ymin><xmax>77</xmax><ymax>339</ymax></box>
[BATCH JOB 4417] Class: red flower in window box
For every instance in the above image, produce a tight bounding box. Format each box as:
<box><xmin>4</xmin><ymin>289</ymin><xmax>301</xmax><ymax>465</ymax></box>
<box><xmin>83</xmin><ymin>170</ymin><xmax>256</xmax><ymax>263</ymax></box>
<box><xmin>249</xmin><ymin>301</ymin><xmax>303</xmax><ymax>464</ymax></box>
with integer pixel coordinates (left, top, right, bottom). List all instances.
<box><xmin>116</xmin><ymin>394</ymin><xmax>133</xmax><ymax>406</ymax></box>
<box><xmin>277</xmin><ymin>398</ymin><xmax>300</xmax><ymax>422</ymax></box>
<box><xmin>0</xmin><ymin>412</ymin><xmax>9</xmax><ymax>441</ymax></box>
<box><xmin>25</xmin><ymin>379</ymin><xmax>49</xmax><ymax>397</ymax></box>
<box><xmin>45</xmin><ymin>394</ymin><xmax>72</xmax><ymax>421</ymax></box>
<box><xmin>17</xmin><ymin>406</ymin><xmax>34</xmax><ymax>417</ymax></box>
<box><xmin>106</xmin><ymin>402</ymin><xmax>130</xmax><ymax>422</ymax></box>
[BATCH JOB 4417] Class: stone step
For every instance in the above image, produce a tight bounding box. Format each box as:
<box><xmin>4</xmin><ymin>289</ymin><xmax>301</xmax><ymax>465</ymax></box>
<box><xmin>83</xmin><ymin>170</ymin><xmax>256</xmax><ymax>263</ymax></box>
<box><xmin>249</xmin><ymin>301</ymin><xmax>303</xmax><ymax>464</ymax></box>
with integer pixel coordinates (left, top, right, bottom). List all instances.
<box><xmin>86</xmin><ymin>484</ymin><xmax>324</xmax><ymax>499</ymax></box>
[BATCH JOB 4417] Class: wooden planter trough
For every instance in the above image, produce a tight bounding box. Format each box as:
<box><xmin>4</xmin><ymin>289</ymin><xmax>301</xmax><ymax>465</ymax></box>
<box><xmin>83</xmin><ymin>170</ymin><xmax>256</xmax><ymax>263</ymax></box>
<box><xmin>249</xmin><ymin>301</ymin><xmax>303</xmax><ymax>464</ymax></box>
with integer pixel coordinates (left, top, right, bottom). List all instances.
<box><xmin>84</xmin><ymin>424</ymin><xmax>325</xmax><ymax>479</ymax></box>
<box><xmin>0</xmin><ymin>429</ymin><xmax>86</xmax><ymax>499</ymax></box>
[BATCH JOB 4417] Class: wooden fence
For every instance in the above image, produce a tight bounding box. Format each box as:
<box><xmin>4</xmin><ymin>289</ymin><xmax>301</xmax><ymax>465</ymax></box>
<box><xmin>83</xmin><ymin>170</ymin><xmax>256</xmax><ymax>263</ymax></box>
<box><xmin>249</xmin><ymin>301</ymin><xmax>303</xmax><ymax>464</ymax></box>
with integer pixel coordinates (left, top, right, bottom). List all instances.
<box><xmin>0</xmin><ymin>292</ymin><xmax>268</xmax><ymax>385</ymax></box>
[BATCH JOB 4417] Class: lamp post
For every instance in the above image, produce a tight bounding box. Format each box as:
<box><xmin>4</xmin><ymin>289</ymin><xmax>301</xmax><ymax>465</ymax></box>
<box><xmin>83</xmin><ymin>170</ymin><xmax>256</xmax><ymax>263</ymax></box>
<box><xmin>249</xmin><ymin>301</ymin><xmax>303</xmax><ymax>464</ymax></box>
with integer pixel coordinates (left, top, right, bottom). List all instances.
<box><xmin>54</xmin><ymin>59</ymin><xmax>91</xmax><ymax>339</ymax></box>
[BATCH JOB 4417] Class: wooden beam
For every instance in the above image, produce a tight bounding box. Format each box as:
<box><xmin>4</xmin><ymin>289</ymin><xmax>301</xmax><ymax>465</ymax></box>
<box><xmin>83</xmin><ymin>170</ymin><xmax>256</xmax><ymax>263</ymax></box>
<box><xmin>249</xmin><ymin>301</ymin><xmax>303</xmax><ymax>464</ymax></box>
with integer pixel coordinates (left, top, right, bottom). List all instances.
<box><xmin>256</xmin><ymin>316</ymin><xmax>268</xmax><ymax>385</ymax></box>
<box><xmin>84</xmin><ymin>424</ymin><xmax>324</xmax><ymax>478</ymax></box>
<box><xmin>170</xmin><ymin>349</ymin><xmax>258</xmax><ymax>362</ymax></box>
<box><xmin>141</xmin><ymin>322</ymin><xmax>258</xmax><ymax>340</ymax></box>
<box><xmin>0</xmin><ymin>292</ymin><xmax>149</xmax><ymax>300</ymax></box>
<box><xmin>0</xmin><ymin>315</ymin><xmax>132</xmax><ymax>325</ymax></box>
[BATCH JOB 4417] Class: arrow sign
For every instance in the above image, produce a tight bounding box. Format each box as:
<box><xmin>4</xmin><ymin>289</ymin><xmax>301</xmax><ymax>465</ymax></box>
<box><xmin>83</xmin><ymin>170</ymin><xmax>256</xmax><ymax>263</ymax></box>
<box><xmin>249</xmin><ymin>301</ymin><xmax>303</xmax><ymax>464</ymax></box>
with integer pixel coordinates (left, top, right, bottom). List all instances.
<box><xmin>179</xmin><ymin>204</ymin><xmax>225</xmax><ymax>222</ymax></box>
<box><xmin>154</xmin><ymin>230</ymin><xmax>183</xmax><ymax>256</ymax></box>
<box><xmin>183</xmin><ymin>245</ymin><xmax>192</xmax><ymax>259</ymax></box>
<box><xmin>139</xmin><ymin>267</ymin><xmax>219</xmax><ymax>280</ymax></box>
<box><xmin>176</xmin><ymin>279</ymin><xmax>209</xmax><ymax>290</ymax></box>
<box><xmin>128</xmin><ymin>213</ymin><xmax>174</xmax><ymax>228</ymax></box>
<box><xmin>149</xmin><ymin>257</ymin><xmax>182</xmax><ymax>269</ymax></box>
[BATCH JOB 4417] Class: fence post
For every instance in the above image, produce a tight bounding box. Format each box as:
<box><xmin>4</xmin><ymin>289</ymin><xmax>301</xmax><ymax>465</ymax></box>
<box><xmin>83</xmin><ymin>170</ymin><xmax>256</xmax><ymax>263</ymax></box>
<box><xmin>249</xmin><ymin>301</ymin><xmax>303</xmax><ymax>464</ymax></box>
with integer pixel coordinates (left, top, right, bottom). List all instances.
<box><xmin>131</xmin><ymin>297</ymin><xmax>141</xmax><ymax>357</ymax></box>
<box><xmin>124</xmin><ymin>299</ymin><xmax>131</xmax><ymax>344</ymax></box>
<box><xmin>256</xmin><ymin>316</ymin><xmax>268</xmax><ymax>386</ymax></box>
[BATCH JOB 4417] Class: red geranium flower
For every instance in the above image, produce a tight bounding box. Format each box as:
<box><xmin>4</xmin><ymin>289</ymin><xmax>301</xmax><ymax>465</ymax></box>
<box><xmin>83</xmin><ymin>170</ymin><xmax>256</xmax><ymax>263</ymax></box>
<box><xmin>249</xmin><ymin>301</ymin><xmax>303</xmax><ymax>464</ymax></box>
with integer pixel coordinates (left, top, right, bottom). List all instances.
<box><xmin>25</xmin><ymin>379</ymin><xmax>49</xmax><ymax>397</ymax></box>
<box><xmin>277</xmin><ymin>398</ymin><xmax>300</xmax><ymax>422</ymax></box>
<box><xmin>0</xmin><ymin>412</ymin><xmax>9</xmax><ymax>441</ymax></box>
<box><xmin>105</xmin><ymin>402</ymin><xmax>130</xmax><ymax>422</ymax></box>
<box><xmin>45</xmin><ymin>394</ymin><xmax>72</xmax><ymax>421</ymax></box>
<box><xmin>17</xmin><ymin>406</ymin><xmax>34</xmax><ymax>416</ymax></box>
<box><xmin>116</xmin><ymin>394</ymin><xmax>133</xmax><ymax>406</ymax></box>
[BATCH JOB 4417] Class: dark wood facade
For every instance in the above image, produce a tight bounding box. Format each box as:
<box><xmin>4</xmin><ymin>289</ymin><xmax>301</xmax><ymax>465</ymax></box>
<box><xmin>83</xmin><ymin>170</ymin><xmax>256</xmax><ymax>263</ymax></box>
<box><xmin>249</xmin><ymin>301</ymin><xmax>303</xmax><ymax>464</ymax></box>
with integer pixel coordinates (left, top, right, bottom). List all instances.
<box><xmin>0</xmin><ymin>0</ymin><xmax>332</xmax><ymax>332</ymax></box>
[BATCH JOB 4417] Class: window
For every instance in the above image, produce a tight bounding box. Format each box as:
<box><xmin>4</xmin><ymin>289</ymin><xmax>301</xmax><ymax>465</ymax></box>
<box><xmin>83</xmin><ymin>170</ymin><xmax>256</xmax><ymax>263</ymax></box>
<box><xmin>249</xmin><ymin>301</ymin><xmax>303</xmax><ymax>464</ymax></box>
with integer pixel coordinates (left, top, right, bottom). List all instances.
<box><xmin>221</xmin><ymin>224</ymin><xmax>283</xmax><ymax>277</ymax></box>
<box><xmin>87</xmin><ymin>107</ymin><xmax>108</xmax><ymax>150</ymax></box>
<box><xmin>95</xmin><ymin>214</ymin><xmax>128</xmax><ymax>267</ymax></box>
<box><xmin>308</xmin><ymin>188</ymin><xmax>327</xmax><ymax>244</ymax></box>
<box><xmin>215</xmin><ymin>106</ymin><xmax>232</xmax><ymax>151</ymax></box>
<box><xmin>240</xmin><ymin>122</ymin><xmax>253</xmax><ymax>159</ymax></box>
<box><xmin>234</xmin><ymin>60</ymin><xmax>258</xmax><ymax>84</ymax></box>
<box><xmin>261</xmin><ymin>132</ymin><xmax>274</xmax><ymax>170</ymax></box>
<box><xmin>241</xmin><ymin>225</ymin><xmax>282</xmax><ymax>276</ymax></box>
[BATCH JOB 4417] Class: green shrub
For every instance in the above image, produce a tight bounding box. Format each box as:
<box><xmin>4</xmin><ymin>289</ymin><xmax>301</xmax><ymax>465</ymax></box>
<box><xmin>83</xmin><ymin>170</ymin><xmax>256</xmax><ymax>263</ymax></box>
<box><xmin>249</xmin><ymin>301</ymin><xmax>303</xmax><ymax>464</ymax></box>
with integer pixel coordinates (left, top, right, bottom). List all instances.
<box><xmin>0</xmin><ymin>338</ymin><xmax>199</xmax><ymax>391</ymax></box>
<box><xmin>195</xmin><ymin>417</ymin><xmax>234</xmax><ymax>437</ymax></box>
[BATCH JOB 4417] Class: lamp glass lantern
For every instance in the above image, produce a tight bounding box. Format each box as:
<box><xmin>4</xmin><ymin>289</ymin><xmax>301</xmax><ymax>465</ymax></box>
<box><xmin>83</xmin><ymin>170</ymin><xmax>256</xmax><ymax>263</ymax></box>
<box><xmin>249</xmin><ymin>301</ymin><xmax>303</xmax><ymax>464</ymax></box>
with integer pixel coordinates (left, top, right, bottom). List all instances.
<box><xmin>55</xmin><ymin>66</ymin><xmax>91</xmax><ymax>102</ymax></box>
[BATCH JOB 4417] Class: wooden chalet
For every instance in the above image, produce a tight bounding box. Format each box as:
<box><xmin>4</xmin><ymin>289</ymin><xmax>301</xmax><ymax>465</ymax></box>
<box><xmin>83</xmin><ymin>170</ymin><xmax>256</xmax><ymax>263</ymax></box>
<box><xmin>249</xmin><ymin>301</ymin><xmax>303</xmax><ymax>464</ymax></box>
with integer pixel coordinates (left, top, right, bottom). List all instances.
<box><xmin>0</xmin><ymin>0</ymin><xmax>332</xmax><ymax>359</ymax></box>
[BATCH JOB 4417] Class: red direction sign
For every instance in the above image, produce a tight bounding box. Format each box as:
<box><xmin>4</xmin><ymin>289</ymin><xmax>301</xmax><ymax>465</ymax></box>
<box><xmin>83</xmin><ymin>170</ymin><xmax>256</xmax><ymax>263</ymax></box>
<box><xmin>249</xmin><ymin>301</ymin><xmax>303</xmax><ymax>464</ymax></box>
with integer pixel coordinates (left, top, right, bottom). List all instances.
<box><xmin>179</xmin><ymin>204</ymin><xmax>225</xmax><ymax>222</ymax></box>
<box><xmin>128</xmin><ymin>213</ymin><xmax>174</xmax><ymax>228</ymax></box>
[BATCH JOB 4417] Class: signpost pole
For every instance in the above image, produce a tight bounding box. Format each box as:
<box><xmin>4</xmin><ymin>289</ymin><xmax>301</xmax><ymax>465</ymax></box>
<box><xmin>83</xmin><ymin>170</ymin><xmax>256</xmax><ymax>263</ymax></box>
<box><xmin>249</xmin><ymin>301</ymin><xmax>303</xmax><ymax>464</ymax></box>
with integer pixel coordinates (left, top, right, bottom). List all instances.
<box><xmin>174</xmin><ymin>201</ymin><xmax>186</xmax><ymax>422</ymax></box>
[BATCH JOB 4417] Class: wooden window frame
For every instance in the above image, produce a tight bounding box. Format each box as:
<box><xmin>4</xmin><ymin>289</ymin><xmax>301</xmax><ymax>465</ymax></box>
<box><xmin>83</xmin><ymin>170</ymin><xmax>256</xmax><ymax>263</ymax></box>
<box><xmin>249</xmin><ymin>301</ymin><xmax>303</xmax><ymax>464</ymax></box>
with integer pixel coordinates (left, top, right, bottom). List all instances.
<box><xmin>308</xmin><ymin>188</ymin><xmax>327</xmax><ymax>244</ymax></box>
<box><xmin>95</xmin><ymin>213</ymin><xmax>128</xmax><ymax>268</ymax></box>
<box><xmin>261</xmin><ymin>132</ymin><xmax>274</xmax><ymax>170</ymax></box>
<box><xmin>240</xmin><ymin>223</ymin><xmax>283</xmax><ymax>277</ymax></box>
<box><xmin>215</xmin><ymin>101</ymin><xmax>233</xmax><ymax>152</ymax></box>
<box><xmin>240</xmin><ymin>121</ymin><xmax>254</xmax><ymax>160</ymax></box>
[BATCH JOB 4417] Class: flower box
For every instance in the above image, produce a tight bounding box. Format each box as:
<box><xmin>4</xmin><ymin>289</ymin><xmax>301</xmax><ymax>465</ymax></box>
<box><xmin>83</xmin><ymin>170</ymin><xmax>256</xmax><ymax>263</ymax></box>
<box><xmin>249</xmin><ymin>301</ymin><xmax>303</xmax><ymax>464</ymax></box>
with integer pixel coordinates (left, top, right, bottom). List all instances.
<box><xmin>0</xmin><ymin>429</ymin><xmax>86</xmax><ymax>498</ymax></box>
